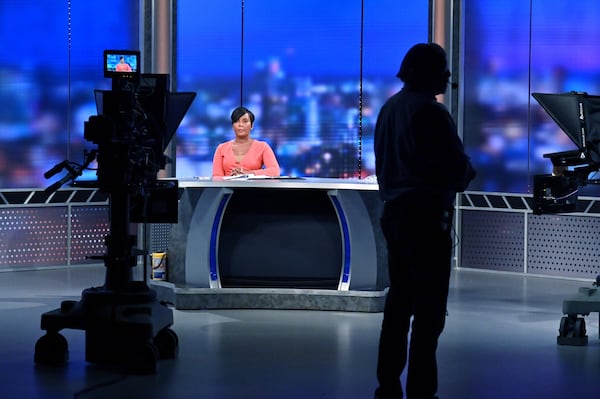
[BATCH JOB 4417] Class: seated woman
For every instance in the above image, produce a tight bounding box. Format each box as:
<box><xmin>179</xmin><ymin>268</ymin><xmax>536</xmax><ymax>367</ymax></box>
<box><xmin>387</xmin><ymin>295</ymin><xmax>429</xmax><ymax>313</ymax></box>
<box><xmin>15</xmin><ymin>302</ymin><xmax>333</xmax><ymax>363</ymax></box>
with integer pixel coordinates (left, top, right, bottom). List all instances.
<box><xmin>212</xmin><ymin>106</ymin><xmax>281</xmax><ymax>177</ymax></box>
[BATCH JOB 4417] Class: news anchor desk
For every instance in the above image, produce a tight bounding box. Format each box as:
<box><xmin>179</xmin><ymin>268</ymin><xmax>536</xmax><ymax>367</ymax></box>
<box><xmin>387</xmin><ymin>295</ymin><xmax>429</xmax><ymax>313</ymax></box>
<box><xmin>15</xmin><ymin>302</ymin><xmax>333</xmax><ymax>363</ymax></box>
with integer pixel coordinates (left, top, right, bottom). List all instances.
<box><xmin>151</xmin><ymin>177</ymin><xmax>388</xmax><ymax>312</ymax></box>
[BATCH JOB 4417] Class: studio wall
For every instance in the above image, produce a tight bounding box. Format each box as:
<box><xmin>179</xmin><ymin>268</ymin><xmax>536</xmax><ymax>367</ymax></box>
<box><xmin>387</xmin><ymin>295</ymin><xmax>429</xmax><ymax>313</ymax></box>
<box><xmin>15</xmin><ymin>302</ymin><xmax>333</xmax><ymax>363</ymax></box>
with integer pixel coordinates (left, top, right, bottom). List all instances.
<box><xmin>0</xmin><ymin>0</ymin><xmax>139</xmax><ymax>188</ymax></box>
<box><xmin>1</xmin><ymin>1</ymin><xmax>599</xmax><ymax>196</ymax></box>
<box><xmin>174</xmin><ymin>0</ymin><xmax>428</xmax><ymax>179</ymax></box>
<box><xmin>462</xmin><ymin>0</ymin><xmax>600</xmax><ymax>194</ymax></box>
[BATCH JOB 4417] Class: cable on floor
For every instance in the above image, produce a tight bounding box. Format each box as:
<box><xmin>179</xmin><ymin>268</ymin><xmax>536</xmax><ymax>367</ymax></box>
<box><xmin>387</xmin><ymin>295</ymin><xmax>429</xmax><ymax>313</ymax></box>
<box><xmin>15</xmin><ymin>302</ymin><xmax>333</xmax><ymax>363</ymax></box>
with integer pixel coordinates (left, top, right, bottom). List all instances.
<box><xmin>72</xmin><ymin>374</ymin><xmax>129</xmax><ymax>398</ymax></box>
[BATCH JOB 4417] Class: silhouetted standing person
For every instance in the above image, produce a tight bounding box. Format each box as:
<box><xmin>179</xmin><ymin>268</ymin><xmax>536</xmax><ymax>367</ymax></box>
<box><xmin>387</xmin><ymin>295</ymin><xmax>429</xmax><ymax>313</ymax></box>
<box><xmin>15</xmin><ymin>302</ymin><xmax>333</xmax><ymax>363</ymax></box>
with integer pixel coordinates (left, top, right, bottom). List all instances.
<box><xmin>373</xmin><ymin>43</ymin><xmax>476</xmax><ymax>399</ymax></box>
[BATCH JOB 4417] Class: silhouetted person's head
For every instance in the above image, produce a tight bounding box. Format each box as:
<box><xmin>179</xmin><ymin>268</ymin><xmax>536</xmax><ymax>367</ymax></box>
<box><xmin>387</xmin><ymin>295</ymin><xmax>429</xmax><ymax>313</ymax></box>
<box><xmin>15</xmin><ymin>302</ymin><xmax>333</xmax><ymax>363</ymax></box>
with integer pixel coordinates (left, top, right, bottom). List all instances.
<box><xmin>397</xmin><ymin>43</ymin><xmax>450</xmax><ymax>95</ymax></box>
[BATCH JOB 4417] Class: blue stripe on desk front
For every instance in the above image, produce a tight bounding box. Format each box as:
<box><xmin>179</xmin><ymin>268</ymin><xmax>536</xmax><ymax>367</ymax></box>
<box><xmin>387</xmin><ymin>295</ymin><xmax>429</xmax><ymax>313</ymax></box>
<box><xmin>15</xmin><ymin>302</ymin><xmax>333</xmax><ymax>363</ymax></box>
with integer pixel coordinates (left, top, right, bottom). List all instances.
<box><xmin>209</xmin><ymin>193</ymin><xmax>231</xmax><ymax>283</ymax></box>
<box><xmin>330</xmin><ymin>195</ymin><xmax>351</xmax><ymax>285</ymax></box>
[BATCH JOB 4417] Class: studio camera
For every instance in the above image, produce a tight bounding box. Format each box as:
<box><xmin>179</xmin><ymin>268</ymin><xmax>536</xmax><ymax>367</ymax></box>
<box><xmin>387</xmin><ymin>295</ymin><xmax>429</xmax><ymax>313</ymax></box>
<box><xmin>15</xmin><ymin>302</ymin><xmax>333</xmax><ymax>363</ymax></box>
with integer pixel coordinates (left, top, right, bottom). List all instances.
<box><xmin>532</xmin><ymin>92</ymin><xmax>600</xmax><ymax>214</ymax></box>
<box><xmin>35</xmin><ymin>51</ymin><xmax>196</xmax><ymax>372</ymax></box>
<box><xmin>46</xmin><ymin>49</ymin><xmax>196</xmax><ymax>223</ymax></box>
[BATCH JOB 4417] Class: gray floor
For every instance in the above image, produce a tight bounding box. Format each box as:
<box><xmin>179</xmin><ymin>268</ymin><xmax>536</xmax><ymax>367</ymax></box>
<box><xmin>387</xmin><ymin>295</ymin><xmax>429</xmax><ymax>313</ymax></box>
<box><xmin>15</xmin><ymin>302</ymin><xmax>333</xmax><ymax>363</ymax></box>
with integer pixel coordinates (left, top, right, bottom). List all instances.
<box><xmin>1</xmin><ymin>266</ymin><xmax>599</xmax><ymax>398</ymax></box>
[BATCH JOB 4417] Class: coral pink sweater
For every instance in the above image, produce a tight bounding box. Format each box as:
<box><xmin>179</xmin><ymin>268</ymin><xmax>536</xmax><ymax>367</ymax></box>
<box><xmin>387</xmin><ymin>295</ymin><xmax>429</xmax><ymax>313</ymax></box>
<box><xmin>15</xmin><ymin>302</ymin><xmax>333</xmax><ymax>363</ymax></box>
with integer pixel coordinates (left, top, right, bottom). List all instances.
<box><xmin>212</xmin><ymin>140</ymin><xmax>281</xmax><ymax>177</ymax></box>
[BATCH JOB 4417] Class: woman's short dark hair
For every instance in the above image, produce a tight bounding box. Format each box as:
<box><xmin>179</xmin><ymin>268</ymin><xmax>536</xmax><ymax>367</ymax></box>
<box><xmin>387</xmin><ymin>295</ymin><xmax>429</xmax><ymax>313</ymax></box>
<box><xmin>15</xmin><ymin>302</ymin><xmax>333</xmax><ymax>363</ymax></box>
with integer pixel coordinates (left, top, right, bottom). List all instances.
<box><xmin>231</xmin><ymin>106</ymin><xmax>255</xmax><ymax>124</ymax></box>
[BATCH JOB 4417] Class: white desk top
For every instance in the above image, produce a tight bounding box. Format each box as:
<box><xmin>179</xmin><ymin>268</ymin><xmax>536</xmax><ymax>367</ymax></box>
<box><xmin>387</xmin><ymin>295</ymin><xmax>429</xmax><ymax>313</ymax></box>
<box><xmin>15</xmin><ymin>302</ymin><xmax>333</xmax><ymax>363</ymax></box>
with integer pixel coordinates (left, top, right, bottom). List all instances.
<box><xmin>175</xmin><ymin>176</ymin><xmax>379</xmax><ymax>191</ymax></box>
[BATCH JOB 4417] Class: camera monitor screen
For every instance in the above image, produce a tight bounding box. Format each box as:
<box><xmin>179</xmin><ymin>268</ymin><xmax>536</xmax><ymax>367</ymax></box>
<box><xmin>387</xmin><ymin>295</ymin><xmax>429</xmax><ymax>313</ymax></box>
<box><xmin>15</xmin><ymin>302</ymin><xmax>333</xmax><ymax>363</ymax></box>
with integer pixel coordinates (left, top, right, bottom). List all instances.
<box><xmin>104</xmin><ymin>50</ymin><xmax>140</xmax><ymax>78</ymax></box>
<box><xmin>532</xmin><ymin>92</ymin><xmax>600</xmax><ymax>165</ymax></box>
<box><xmin>532</xmin><ymin>92</ymin><xmax>585</xmax><ymax>151</ymax></box>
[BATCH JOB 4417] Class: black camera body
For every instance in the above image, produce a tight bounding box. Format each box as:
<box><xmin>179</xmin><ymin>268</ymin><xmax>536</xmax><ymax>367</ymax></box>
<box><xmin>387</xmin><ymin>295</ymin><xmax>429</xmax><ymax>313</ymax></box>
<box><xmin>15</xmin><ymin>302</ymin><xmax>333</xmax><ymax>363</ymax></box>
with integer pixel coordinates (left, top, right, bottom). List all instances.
<box><xmin>44</xmin><ymin>50</ymin><xmax>194</xmax><ymax>223</ymax></box>
<box><xmin>83</xmin><ymin>54</ymin><xmax>193</xmax><ymax>223</ymax></box>
<box><xmin>84</xmin><ymin>80</ymin><xmax>173</xmax><ymax>221</ymax></box>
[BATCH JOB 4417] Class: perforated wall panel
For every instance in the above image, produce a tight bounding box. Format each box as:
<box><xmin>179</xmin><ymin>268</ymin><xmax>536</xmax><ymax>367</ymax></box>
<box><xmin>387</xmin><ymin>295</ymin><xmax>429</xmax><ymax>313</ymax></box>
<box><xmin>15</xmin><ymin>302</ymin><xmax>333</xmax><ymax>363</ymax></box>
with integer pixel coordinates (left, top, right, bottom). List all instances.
<box><xmin>0</xmin><ymin>188</ymin><xmax>108</xmax><ymax>270</ymax></box>
<box><xmin>0</xmin><ymin>207</ymin><xmax>69</xmax><ymax>268</ymax></box>
<box><xmin>70</xmin><ymin>206</ymin><xmax>110</xmax><ymax>264</ymax></box>
<box><xmin>527</xmin><ymin>214</ymin><xmax>600</xmax><ymax>278</ymax></box>
<box><xmin>458</xmin><ymin>192</ymin><xmax>600</xmax><ymax>279</ymax></box>
<box><xmin>460</xmin><ymin>210</ymin><xmax>525</xmax><ymax>272</ymax></box>
<box><xmin>149</xmin><ymin>223</ymin><xmax>171</xmax><ymax>253</ymax></box>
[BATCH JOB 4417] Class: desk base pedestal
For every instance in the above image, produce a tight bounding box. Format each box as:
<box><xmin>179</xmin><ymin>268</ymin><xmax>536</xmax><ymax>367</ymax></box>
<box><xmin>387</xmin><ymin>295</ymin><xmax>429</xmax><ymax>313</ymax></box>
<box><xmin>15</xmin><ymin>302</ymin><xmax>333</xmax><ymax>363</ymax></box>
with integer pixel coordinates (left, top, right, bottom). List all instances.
<box><xmin>151</xmin><ymin>281</ymin><xmax>386</xmax><ymax>312</ymax></box>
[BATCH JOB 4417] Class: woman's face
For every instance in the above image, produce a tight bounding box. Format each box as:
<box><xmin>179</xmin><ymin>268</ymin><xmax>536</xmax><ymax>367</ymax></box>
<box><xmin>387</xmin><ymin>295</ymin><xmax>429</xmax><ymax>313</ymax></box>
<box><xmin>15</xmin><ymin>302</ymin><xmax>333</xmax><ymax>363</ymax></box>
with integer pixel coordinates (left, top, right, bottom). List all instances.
<box><xmin>233</xmin><ymin>112</ymin><xmax>253</xmax><ymax>138</ymax></box>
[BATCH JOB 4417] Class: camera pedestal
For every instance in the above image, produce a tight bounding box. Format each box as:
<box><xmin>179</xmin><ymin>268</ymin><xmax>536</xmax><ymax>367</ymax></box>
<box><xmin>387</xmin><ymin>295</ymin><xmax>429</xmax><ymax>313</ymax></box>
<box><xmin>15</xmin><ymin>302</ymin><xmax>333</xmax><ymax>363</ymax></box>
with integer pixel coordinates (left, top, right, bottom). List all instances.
<box><xmin>34</xmin><ymin>69</ymin><xmax>194</xmax><ymax>374</ymax></box>
<box><xmin>35</xmin><ymin>282</ymin><xmax>177</xmax><ymax>374</ymax></box>
<box><xmin>557</xmin><ymin>280</ymin><xmax>600</xmax><ymax>346</ymax></box>
<box><xmin>35</xmin><ymin>189</ymin><xmax>178</xmax><ymax>374</ymax></box>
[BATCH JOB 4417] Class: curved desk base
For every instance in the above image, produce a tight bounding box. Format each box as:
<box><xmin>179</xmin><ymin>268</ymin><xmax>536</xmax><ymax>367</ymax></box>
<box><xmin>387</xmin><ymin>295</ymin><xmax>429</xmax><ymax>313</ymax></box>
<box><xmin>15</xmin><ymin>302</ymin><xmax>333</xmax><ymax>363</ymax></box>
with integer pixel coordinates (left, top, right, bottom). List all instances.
<box><xmin>151</xmin><ymin>280</ymin><xmax>387</xmax><ymax>313</ymax></box>
<box><xmin>160</xmin><ymin>178</ymin><xmax>387</xmax><ymax>312</ymax></box>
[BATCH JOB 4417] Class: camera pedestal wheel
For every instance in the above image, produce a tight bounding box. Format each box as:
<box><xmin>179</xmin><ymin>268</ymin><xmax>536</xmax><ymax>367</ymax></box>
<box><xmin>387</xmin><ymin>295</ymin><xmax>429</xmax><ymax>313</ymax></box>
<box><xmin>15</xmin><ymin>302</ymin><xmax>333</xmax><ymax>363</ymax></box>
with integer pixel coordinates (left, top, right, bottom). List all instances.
<box><xmin>34</xmin><ymin>330</ymin><xmax>69</xmax><ymax>366</ymax></box>
<box><xmin>557</xmin><ymin>314</ymin><xmax>588</xmax><ymax>346</ymax></box>
<box><xmin>556</xmin><ymin>284</ymin><xmax>600</xmax><ymax>346</ymax></box>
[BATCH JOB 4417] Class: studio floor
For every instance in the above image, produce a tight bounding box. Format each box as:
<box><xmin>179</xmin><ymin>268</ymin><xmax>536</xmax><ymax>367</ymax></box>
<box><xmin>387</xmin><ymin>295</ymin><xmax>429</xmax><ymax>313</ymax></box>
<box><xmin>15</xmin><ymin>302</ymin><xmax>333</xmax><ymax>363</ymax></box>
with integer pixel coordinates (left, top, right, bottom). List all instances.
<box><xmin>1</xmin><ymin>266</ymin><xmax>599</xmax><ymax>399</ymax></box>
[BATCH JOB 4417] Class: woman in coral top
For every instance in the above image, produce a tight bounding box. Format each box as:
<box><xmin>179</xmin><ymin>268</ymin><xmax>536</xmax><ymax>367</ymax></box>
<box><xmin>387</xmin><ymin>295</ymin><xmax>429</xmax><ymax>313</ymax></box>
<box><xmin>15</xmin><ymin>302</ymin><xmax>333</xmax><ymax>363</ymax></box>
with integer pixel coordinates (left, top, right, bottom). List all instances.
<box><xmin>212</xmin><ymin>106</ymin><xmax>281</xmax><ymax>177</ymax></box>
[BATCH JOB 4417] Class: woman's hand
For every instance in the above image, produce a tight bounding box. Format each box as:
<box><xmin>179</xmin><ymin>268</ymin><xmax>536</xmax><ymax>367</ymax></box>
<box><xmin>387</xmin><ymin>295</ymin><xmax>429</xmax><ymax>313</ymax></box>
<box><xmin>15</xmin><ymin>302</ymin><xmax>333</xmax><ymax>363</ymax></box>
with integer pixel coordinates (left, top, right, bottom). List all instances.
<box><xmin>231</xmin><ymin>166</ymin><xmax>249</xmax><ymax>176</ymax></box>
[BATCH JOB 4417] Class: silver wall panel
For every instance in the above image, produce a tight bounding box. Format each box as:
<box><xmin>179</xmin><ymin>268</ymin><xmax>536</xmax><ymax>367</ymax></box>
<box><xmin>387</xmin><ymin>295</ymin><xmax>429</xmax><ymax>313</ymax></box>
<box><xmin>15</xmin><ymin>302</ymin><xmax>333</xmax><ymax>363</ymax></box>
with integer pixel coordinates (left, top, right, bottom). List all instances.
<box><xmin>70</xmin><ymin>206</ymin><xmax>109</xmax><ymax>264</ymax></box>
<box><xmin>527</xmin><ymin>214</ymin><xmax>600</xmax><ymax>278</ymax></box>
<box><xmin>0</xmin><ymin>207</ymin><xmax>69</xmax><ymax>268</ymax></box>
<box><xmin>459</xmin><ymin>191</ymin><xmax>600</xmax><ymax>279</ymax></box>
<box><xmin>149</xmin><ymin>223</ymin><xmax>170</xmax><ymax>253</ymax></box>
<box><xmin>460</xmin><ymin>210</ymin><xmax>525</xmax><ymax>272</ymax></box>
<box><xmin>0</xmin><ymin>188</ymin><xmax>108</xmax><ymax>270</ymax></box>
